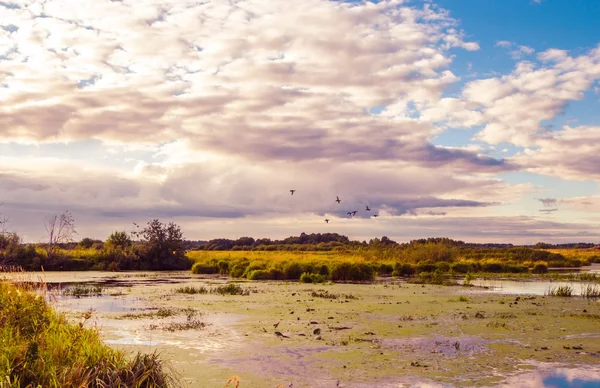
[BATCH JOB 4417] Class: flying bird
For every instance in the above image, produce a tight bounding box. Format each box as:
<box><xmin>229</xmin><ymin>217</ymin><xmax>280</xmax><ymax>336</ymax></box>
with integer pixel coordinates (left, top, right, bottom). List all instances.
<box><xmin>336</xmin><ymin>196</ymin><xmax>341</xmax><ymax>204</ymax></box>
<box><xmin>372</xmin><ymin>214</ymin><xmax>379</xmax><ymax>218</ymax></box>
<box><xmin>352</xmin><ymin>210</ymin><xmax>358</xmax><ymax>216</ymax></box>
<box><xmin>325</xmin><ymin>219</ymin><xmax>329</xmax><ymax>224</ymax></box>
<box><xmin>290</xmin><ymin>190</ymin><xmax>295</xmax><ymax>195</ymax></box>
<box><xmin>346</xmin><ymin>212</ymin><xmax>352</xmax><ymax>217</ymax></box>
<box><xmin>365</xmin><ymin>206</ymin><xmax>371</xmax><ymax>211</ymax></box>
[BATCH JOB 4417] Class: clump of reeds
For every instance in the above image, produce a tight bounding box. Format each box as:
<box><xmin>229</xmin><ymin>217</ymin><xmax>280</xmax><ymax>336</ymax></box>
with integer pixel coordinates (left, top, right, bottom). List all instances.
<box><xmin>546</xmin><ymin>285</ymin><xmax>574</xmax><ymax>297</ymax></box>
<box><xmin>212</xmin><ymin>283</ymin><xmax>249</xmax><ymax>296</ymax></box>
<box><xmin>62</xmin><ymin>284</ymin><xmax>104</xmax><ymax>297</ymax></box>
<box><xmin>0</xmin><ymin>281</ymin><xmax>180</xmax><ymax>387</ymax></box>
<box><xmin>174</xmin><ymin>285</ymin><xmax>208</xmax><ymax>294</ymax></box>
<box><xmin>581</xmin><ymin>284</ymin><xmax>600</xmax><ymax>299</ymax></box>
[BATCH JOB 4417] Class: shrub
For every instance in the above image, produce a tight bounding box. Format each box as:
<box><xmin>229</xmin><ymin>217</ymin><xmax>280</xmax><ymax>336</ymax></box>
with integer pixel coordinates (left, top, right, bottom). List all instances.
<box><xmin>450</xmin><ymin>261</ymin><xmax>473</xmax><ymax>274</ymax></box>
<box><xmin>318</xmin><ymin>264</ymin><xmax>330</xmax><ymax>276</ymax></box>
<box><xmin>191</xmin><ymin>262</ymin><xmax>219</xmax><ymax>274</ymax></box>
<box><xmin>393</xmin><ymin>263</ymin><xmax>416</xmax><ymax>277</ymax></box>
<box><xmin>416</xmin><ymin>262</ymin><xmax>437</xmax><ymax>273</ymax></box>
<box><xmin>532</xmin><ymin>262</ymin><xmax>548</xmax><ymax>274</ymax></box>
<box><xmin>299</xmin><ymin>272</ymin><xmax>326</xmax><ymax>283</ymax></box>
<box><xmin>283</xmin><ymin>262</ymin><xmax>305</xmax><ymax>280</ymax></box>
<box><xmin>481</xmin><ymin>260</ymin><xmax>503</xmax><ymax>273</ymax></box>
<box><xmin>247</xmin><ymin>269</ymin><xmax>284</xmax><ymax>280</ymax></box>
<box><xmin>377</xmin><ymin>263</ymin><xmax>394</xmax><ymax>276</ymax></box>
<box><xmin>330</xmin><ymin>262</ymin><xmax>374</xmax><ymax>282</ymax></box>
<box><xmin>217</xmin><ymin>260</ymin><xmax>230</xmax><ymax>274</ymax></box>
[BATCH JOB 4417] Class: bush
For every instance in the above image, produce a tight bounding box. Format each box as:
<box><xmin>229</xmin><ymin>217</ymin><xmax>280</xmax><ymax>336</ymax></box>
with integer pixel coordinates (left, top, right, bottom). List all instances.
<box><xmin>416</xmin><ymin>262</ymin><xmax>437</xmax><ymax>273</ymax></box>
<box><xmin>532</xmin><ymin>261</ymin><xmax>548</xmax><ymax>274</ymax></box>
<box><xmin>283</xmin><ymin>262</ymin><xmax>305</xmax><ymax>280</ymax></box>
<box><xmin>393</xmin><ymin>263</ymin><xmax>416</xmax><ymax>277</ymax></box>
<box><xmin>377</xmin><ymin>263</ymin><xmax>394</xmax><ymax>276</ymax></box>
<box><xmin>191</xmin><ymin>262</ymin><xmax>219</xmax><ymax>274</ymax></box>
<box><xmin>330</xmin><ymin>262</ymin><xmax>374</xmax><ymax>282</ymax></box>
<box><xmin>299</xmin><ymin>272</ymin><xmax>327</xmax><ymax>283</ymax></box>
<box><xmin>247</xmin><ymin>269</ymin><xmax>285</xmax><ymax>280</ymax></box>
<box><xmin>481</xmin><ymin>260</ymin><xmax>503</xmax><ymax>273</ymax></box>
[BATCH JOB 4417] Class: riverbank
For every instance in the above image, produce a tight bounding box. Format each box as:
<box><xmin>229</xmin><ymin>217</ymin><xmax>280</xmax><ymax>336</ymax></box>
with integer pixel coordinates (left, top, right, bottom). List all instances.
<box><xmin>0</xmin><ymin>280</ymin><xmax>179</xmax><ymax>388</ymax></box>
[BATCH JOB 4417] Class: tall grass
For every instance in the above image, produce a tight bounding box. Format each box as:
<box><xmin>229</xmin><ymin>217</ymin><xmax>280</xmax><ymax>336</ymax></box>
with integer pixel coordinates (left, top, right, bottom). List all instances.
<box><xmin>0</xmin><ymin>281</ymin><xmax>179</xmax><ymax>387</ymax></box>
<box><xmin>581</xmin><ymin>284</ymin><xmax>600</xmax><ymax>299</ymax></box>
<box><xmin>546</xmin><ymin>285</ymin><xmax>574</xmax><ymax>297</ymax></box>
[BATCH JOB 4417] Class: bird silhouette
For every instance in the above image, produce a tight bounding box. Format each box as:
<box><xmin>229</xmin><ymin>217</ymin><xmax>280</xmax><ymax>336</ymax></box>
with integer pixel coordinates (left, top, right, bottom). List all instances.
<box><xmin>351</xmin><ymin>210</ymin><xmax>358</xmax><ymax>216</ymax></box>
<box><xmin>346</xmin><ymin>212</ymin><xmax>352</xmax><ymax>217</ymax></box>
<box><xmin>290</xmin><ymin>190</ymin><xmax>295</xmax><ymax>195</ymax></box>
<box><xmin>365</xmin><ymin>206</ymin><xmax>371</xmax><ymax>211</ymax></box>
<box><xmin>372</xmin><ymin>214</ymin><xmax>379</xmax><ymax>218</ymax></box>
<box><xmin>325</xmin><ymin>219</ymin><xmax>329</xmax><ymax>223</ymax></box>
<box><xmin>273</xmin><ymin>320</ymin><xmax>281</xmax><ymax>329</ymax></box>
<box><xmin>336</xmin><ymin>196</ymin><xmax>341</xmax><ymax>204</ymax></box>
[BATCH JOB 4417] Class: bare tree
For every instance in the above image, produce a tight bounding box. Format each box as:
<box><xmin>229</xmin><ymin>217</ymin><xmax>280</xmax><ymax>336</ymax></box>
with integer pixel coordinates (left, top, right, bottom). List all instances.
<box><xmin>0</xmin><ymin>201</ymin><xmax>8</xmax><ymax>236</ymax></box>
<box><xmin>45</xmin><ymin>210</ymin><xmax>77</xmax><ymax>261</ymax></box>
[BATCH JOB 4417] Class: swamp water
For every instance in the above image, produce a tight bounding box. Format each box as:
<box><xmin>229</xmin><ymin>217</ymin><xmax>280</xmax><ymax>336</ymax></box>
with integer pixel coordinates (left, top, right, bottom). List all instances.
<box><xmin>3</xmin><ymin>271</ymin><xmax>600</xmax><ymax>387</ymax></box>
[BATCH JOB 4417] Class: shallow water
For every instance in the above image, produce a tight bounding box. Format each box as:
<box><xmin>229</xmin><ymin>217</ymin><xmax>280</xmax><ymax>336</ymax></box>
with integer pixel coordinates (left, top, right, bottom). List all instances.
<box><xmin>497</xmin><ymin>366</ymin><xmax>600</xmax><ymax>388</ymax></box>
<box><xmin>4</xmin><ymin>270</ymin><xmax>600</xmax><ymax>387</ymax></box>
<box><xmin>470</xmin><ymin>279</ymin><xmax>599</xmax><ymax>296</ymax></box>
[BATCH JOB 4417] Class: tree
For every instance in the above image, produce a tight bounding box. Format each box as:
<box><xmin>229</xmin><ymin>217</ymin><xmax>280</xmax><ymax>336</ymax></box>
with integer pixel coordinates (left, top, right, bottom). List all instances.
<box><xmin>44</xmin><ymin>211</ymin><xmax>77</xmax><ymax>261</ymax></box>
<box><xmin>132</xmin><ymin>219</ymin><xmax>189</xmax><ymax>270</ymax></box>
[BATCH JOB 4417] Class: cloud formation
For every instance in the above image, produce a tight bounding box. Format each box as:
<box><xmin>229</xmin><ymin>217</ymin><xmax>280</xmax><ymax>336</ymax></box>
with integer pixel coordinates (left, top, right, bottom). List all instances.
<box><xmin>0</xmin><ymin>0</ymin><xmax>598</xmax><ymax>243</ymax></box>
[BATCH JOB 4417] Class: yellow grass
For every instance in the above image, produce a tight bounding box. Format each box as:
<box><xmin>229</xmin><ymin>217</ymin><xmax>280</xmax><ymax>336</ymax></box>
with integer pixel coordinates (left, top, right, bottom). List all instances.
<box><xmin>544</xmin><ymin>248</ymin><xmax>600</xmax><ymax>262</ymax></box>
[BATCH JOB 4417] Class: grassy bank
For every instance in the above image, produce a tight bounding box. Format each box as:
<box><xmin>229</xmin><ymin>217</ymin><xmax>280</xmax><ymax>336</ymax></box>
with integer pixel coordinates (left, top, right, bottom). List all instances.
<box><xmin>0</xmin><ymin>281</ymin><xmax>179</xmax><ymax>388</ymax></box>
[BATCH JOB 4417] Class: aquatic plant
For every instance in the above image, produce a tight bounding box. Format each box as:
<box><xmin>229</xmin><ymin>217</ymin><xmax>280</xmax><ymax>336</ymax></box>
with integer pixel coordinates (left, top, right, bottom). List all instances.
<box><xmin>581</xmin><ymin>284</ymin><xmax>600</xmax><ymax>299</ymax></box>
<box><xmin>62</xmin><ymin>284</ymin><xmax>104</xmax><ymax>297</ymax></box>
<box><xmin>546</xmin><ymin>285</ymin><xmax>574</xmax><ymax>297</ymax></box>
<box><xmin>174</xmin><ymin>285</ymin><xmax>208</xmax><ymax>294</ymax></box>
<box><xmin>212</xmin><ymin>283</ymin><xmax>249</xmax><ymax>296</ymax></box>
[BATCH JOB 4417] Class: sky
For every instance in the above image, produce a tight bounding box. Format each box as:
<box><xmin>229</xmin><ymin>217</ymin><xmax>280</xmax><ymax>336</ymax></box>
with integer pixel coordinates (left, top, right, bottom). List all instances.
<box><xmin>1</xmin><ymin>0</ymin><xmax>600</xmax><ymax>244</ymax></box>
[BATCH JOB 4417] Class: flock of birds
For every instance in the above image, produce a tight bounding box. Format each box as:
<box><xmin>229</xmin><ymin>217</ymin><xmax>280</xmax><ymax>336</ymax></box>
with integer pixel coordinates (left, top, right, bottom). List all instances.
<box><xmin>289</xmin><ymin>190</ymin><xmax>378</xmax><ymax>224</ymax></box>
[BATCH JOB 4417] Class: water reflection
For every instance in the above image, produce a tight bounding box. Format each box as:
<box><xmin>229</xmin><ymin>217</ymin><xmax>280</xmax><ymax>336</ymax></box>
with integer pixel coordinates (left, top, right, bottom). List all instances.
<box><xmin>499</xmin><ymin>368</ymin><xmax>600</xmax><ymax>388</ymax></box>
<box><xmin>469</xmin><ymin>279</ymin><xmax>600</xmax><ymax>296</ymax></box>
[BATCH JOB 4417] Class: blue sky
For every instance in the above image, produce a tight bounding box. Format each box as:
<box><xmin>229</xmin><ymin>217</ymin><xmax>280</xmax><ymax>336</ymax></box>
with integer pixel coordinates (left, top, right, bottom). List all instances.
<box><xmin>0</xmin><ymin>0</ymin><xmax>599</xmax><ymax>243</ymax></box>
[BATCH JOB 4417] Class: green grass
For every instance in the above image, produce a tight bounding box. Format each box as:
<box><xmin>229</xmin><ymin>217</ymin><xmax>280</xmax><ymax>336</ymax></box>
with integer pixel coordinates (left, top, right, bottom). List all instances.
<box><xmin>174</xmin><ymin>285</ymin><xmax>208</xmax><ymax>295</ymax></box>
<box><xmin>581</xmin><ymin>284</ymin><xmax>600</xmax><ymax>299</ymax></box>
<box><xmin>0</xmin><ymin>281</ymin><xmax>179</xmax><ymax>387</ymax></box>
<box><xmin>62</xmin><ymin>284</ymin><xmax>104</xmax><ymax>297</ymax></box>
<box><xmin>213</xmin><ymin>283</ymin><xmax>249</xmax><ymax>296</ymax></box>
<box><xmin>546</xmin><ymin>285</ymin><xmax>574</xmax><ymax>297</ymax></box>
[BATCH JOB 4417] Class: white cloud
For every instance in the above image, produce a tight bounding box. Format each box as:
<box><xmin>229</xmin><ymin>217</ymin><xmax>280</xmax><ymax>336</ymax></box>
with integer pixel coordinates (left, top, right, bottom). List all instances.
<box><xmin>0</xmin><ymin>0</ymin><xmax>598</xmax><ymax>242</ymax></box>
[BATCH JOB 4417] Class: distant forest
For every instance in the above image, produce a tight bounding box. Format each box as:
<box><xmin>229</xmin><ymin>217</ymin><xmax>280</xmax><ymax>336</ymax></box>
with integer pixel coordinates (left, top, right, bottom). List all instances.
<box><xmin>183</xmin><ymin>233</ymin><xmax>598</xmax><ymax>251</ymax></box>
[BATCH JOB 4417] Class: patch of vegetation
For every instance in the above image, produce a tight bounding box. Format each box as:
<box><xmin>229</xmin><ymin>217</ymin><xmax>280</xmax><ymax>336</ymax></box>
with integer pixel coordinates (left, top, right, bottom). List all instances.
<box><xmin>581</xmin><ymin>284</ymin><xmax>600</xmax><ymax>299</ymax></box>
<box><xmin>0</xmin><ymin>281</ymin><xmax>179</xmax><ymax>387</ymax></box>
<box><xmin>299</xmin><ymin>272</ymin><xmax>326</xmax><ymax>283</ymax></box>
<box><xmin>311</xmin><ymin>290</ymin><xmax>357</xmax><ymax>300</ymax></box>
<box><xmin>546</xmin><ymin>285</ymin><xmax>574</xmax><ymax>297</ymax></box>
<box><xmin>212</xmin><ymin>283</ymin><xmax>250</xmax><ymax>296</ymax></box>
<box><xmin>62</xmin><ymin>284</ymin><xmax>104</xmax><ymax>298</ymax></box>
<box><xmin>174</xmin><ymin>285</ymin><xmax>208</xmax><ymax>295</ymax></box>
